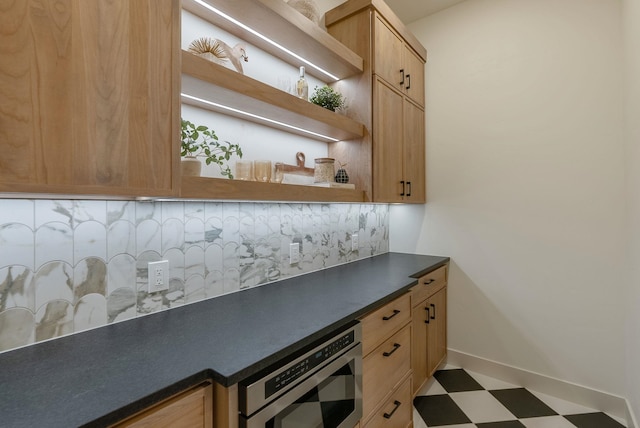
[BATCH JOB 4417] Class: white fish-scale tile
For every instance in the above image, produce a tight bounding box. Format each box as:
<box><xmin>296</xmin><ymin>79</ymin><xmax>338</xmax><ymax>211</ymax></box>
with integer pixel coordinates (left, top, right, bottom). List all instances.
<box><xmin>107</xmin><ymin>287</ymin><xmax>136</xmax><ymax>323</ymax></box>
<box><xmin>34</xmin><ymin>262</ymin><xmax>73</xmax><ymax>311</ymax></box>
<box><xmin>205</xmin><ymin>244</ymin><xmax>224</xmax><ymax>275</ymax></box>
<box><xmin>0</xmin><ymin>223</ymin><xmax>34</xmax><ymax>270</ymax></box>
<box><xmin>135</xmin><ymin>251</ymin><xmax>162</xmax><ymax>292</ymax></box>
<box><xmin>162</xmin><ymin>218</ymin><xmax>185</xmax><ymax>253</ymax></box>
<box><xmin>223</xmin><ymin>216</ymin><xmax>240</xmax><ymax>248</ymax></box>
<box><xmin>73</xmin><ymin>201</ymin><xmax>106</xmax><ymax>226</ymax></box>
<box><xmin>205</xmin><ymin>270</ymin><xmax>224</xmax><ymax>298</ymax></box>
<box><xmin>224</xmin><ymin>242</ymin><xmax>240</xmax><ymax>271</ymax></box>
<box><xmin>35</xmin><ymin>300</ymin><xmax>73</xmax><ymax>341</ymax></box>
<box><xmin>73</xmin><ymin>257</ymin><xmax>107</xmax><ymax>303</ymax></box>
<box><xmin>0</xmin><ymin>266</ymin><xmax>34</xmax><ymax>312</ymax></box>
<box><xmin>74</xmin><ymin>294</ymin><xmax>107</xmax><ymax>332</ymax></box>
<box><xmin>184</xmin><ymin>202</ymin><xmax>205</xmax><ymax>221</ymax></box>
<box><xmin>0</xmin><ymin>200</ymin><xmax>34</xmax><ymax>227</ymax></box>
<box><xmin>107</xmin><ymin>221</ymin><xmax>136</xmax><ymax>261</ymax></box>
<box><xmin>184</xmin><ymin>275</ymin><xmax>205</xmax><ymax>304</ymax></box>
<box><xmin>185</xmin><ymin>218</ymin><xmax>205</xmax><ymax>249</ymax></box>
<box><xmin>106</xmin><ymin>201</ymin><xmax>136</xmax><ymax>225</ymax></box>
<box><xmin>35</xmin><ymin>200</ymin><xmax>74</xmax><ymax>228</ymax></box>
<box><xmin>136</xmin><ymin>201</ymin><xmax>161</xmax><ymax>225</ymax></box>
<box><xmin>164</xmin><ymin>248</ymin><xmax>185</xmax><ymax>281</ymax></box>
<box><xmin>0</xmin><ymin>308</ymin><xmax>35</xmax><ymax>352</ymax></box>
<box><xmin>161</xmin><ymin>201</ymin><xmax>184</xmax><ymax>222</ymax></box>
<box><xmin>136</xmin><ymin>220</ymin><xmax>162</xmax><ymax>256</ymax></box>
<box><xmin>74</xmin><ymin>221</ymin><xmax>107</xmax><ymax>265</ymax></box>
<box><xmin>204</xmin><ymin>201</ymin><xmax>223</xmax><ymax>224</ymax></box>
<box><xmin>224</xmin><ymin>269</ymin><xmax>240</xmax><ymax>294</ymax></box>
<box><xmin>185</xmin><ymin>246</ymin><xmax>205</xmax><ymax>279</ymax></box>
<box><xmin>107</xmin><ymin>254</ymin><xmax>136</xmax><ymax>295</ymax></box>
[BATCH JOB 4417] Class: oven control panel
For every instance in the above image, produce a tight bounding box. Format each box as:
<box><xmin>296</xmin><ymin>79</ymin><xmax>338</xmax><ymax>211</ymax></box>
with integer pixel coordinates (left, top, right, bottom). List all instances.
<box><xmin>265</xmin><ymin>330</ymin><xmax>355</xmax><ymax>398</ymax></box>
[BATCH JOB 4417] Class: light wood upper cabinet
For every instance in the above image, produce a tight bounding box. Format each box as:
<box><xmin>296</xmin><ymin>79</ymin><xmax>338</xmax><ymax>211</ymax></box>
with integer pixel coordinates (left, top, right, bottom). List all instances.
<box><xmin>326</xmin><ymin>0</ymin><xmax>427</xmax><ymax>203</ymax></box>
<box><xmin>0</xmin><ymin>0</ymin><xmax>180</xmax><ymax>198</ymax></box>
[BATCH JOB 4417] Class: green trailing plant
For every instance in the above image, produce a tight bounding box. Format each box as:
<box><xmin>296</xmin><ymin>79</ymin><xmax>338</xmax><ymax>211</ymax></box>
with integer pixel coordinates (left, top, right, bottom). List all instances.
<box><xmin>181</xmin><ymin>118</ymin><xmax>243</xmax><ymax>179</ymax></box>
<box><xmin>309</xmin><ymin>85</ymin><xmax>346</xmax><ymax>112</ymax></box>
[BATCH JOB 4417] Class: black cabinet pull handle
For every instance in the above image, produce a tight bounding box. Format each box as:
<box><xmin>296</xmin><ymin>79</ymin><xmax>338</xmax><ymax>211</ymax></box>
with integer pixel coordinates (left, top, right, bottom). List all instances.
<box><xmin>425</xmin><ymin>306</ymin><xmax>430</xmax><ymax>324</ymax></box>
<box><xmin>383</xmin><ymin>400</ymin><xmax>402</xmax><ymax>419</ymax></box>
<box><xmin>400</xmin><ymin>69</ymin><xmax>405</xmax><ymax>85</ymax></box>
<box><xmin>424</xmin><ymin>278</ymin><xmax>435</xmax><ymax>285</ymax></box>
<box><xmin>383</xmin><ymin>343</ymin><xmax>401</xmax><ymax>357</ymax></box>
<box><xmin>400</xmin><ymin>181</ymin><xmax>405</xmax><ymax>196</ymax></box>
<box><xmin>382</xmin><ymin>309</ymin><xmax>400</xmax><ymax>321</ymax></box>
<box><xmin>406</xmin><ymin>73</ymin><xmax>411</xmax><ymax>90</ymax></box>
<box><xmin>430</xmin><ymin>303</ymin><xmax>436</xmax><ymax>320</ymax></box>
<box><xmin>407</xmin><ymin>181</ymin><xmax>412</xmax><ymax>196</ymax></box>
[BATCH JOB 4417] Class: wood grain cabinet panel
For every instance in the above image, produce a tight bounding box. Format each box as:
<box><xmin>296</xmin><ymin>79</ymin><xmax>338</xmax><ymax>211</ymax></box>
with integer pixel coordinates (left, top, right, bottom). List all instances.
<box><xmin>0</xmin><ymin>0</ymin><xmax>180</xmax><ymax>197</ymax></box>
<box><xmin>363</xmin><ymin>374</ymin><xmax>412</xmax><ymax>428</ymax></box>
<box><xmin>113</xmin><ymin>383</ymin><xmax>213</xmax><ymax>428</ymax></box>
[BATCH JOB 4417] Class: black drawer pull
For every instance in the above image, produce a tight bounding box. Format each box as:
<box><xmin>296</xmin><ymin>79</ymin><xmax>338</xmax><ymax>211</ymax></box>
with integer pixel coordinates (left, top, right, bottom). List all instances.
<box><xmin>430</xmin><ymin>303</ymin><xmax>436</xmax><ymax>320</ymax></box>
<box><xmin>406</xmin><ymin>73</ymin><xmax>411</xmax><ymax>90</ymax></box>
<box><xmin>400</xmin><ymin>69</ymin><xmax>405</xmax><ymax>85</ymax></box>
<box><xmin>407</xmin><ymin>181</ymin><xmax>412</xmax><ymax>196</ymax></box>
<box><xmin>425</xmin><ymin>306</ymin><xmax>430</xmax><ymax>324</ymax></box>
<box><xmin>400</xmin><ymin>180</ymin><xmax>405</xmax><ymax>196</ymax></box>
<box><xmin>383</xmin><ymin>343</ymin><xmax>401</xmax><ymax>357</ymax></box>
<box><xmin>424</xmin><ymin>278</ymin><xmax>435</xmax><ymax>285</ymax></box>
<box><xmin>383</xmin><ymin>400</ymin><xmax>402</xmax><ymax>419</ymax></box>
<box><xmin>382</xmin><ymin>309</ymin><xmax>400</xmax><ymax>321</ymax></box>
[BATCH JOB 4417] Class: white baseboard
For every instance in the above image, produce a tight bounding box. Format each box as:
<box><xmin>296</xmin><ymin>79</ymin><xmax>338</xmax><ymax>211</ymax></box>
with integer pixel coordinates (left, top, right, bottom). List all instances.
<box><xmin>446</xmin><ymin>348</ymin><xmax>634</xmax><ymax>425</ymax></box>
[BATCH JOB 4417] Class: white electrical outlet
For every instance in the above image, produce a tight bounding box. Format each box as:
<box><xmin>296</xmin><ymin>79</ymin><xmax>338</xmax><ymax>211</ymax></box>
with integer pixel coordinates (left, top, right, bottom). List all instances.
<box><xmin>289</xmin><ymin>242</ymin><xmax>300</xmax><ymax>265</ymax></box>
<box><xmin>352</xmin><ymin>233</ymin><xmax>359</xmax><ymax>251</ymax></box>
<box><xmin>148</xmin><ymin>260</ymin><xmax>169</xmax><ymax>293</ymax></box>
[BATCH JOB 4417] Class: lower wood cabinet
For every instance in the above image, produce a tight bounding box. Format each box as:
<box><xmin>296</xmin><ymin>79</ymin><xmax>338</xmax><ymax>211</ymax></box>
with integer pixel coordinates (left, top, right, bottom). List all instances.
<box><xmin>411</xmin><ymin>265</ymin><xmax>448</xmax><ymax>395</ymax></box>
<box><xmin>112</xmin><ymin>383</ymin><xmax>213</xmax><ymax>428</ymax></box>
<box><xmin>363</xmin><ymin>373</ymin><xmax>413</xmax><ymax>428</ymax></box>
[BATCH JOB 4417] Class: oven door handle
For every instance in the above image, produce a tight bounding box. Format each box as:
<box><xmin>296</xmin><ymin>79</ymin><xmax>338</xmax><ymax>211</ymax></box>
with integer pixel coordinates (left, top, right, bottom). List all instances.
<box><xmin>241</xmin><ymin>343</ymin><xmax>363</xmax><ymax>428</ymax></box>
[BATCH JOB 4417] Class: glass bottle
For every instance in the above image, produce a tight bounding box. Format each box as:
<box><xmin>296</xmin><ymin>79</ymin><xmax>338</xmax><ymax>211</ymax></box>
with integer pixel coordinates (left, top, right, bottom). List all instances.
<box><xmin>296</xmin><ymin>66</ymin><xmax>308</xmax><ymax>100</ymax></box>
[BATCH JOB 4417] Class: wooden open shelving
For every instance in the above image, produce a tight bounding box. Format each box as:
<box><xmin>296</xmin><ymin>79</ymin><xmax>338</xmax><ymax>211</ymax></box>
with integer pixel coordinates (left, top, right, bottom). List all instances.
<box><xmin>182</xmin><ymin>0</ymin><xmax>363</xmax><ymax>81</ymax></box>
<box><xmin>181</xmin><ymin>51</ymin><xmax>365</xmax><ymax>142</ymax></box>
<box><xmin>180</xmin><ymin>176</ymin><xmax>365</xmax><ymax>202</ymax></box>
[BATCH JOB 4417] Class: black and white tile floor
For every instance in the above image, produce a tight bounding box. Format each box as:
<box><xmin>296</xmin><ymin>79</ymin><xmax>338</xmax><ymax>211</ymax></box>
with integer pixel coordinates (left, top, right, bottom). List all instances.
<box><xmin>413</xmin><ymin>366</ymin><xmax>627</xmax><ymax>428</ymax></box>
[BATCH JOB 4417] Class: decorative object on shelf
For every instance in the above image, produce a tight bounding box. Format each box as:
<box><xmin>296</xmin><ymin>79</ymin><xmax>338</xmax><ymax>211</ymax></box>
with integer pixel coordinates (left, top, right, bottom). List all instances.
<box><xmin>335</xmin><ymin>162</ymin><xmax>349</xmax><ymax>183</ymax></box>
<box><xmin>310</xmin><ymin>85</ymin><xmax>346</xmax><ymax>112</ymax></box>
<box><xmin>285</xmin><ymin>0</ymin><xmax>320</xmax><ymax>24</ymax></box>
<box><xmin>235</xmin><ymin>160</ymin><xmax>254</xmax><ymax>181</ymax></box>
<box><xmin>314</xmin><ymin>157</ymin><xmax>336</xmax><ymax>183</ymax></box>
<box><xmin>254</xmin><ymin>160</ymin><xmax>272</xmax><ymax>182</ymax></box>
<box><xmin>296</xmin><ymin>66</ymin><xmax>309</xmax><ymax>100</ymax></box>
<box><xmin>188</xmin><ymin>37</ymin><xmax>249</xmax><ymax>74</ymax></box>
<box><xmin>181</xmin><ymin>118</ymin><xmax>243</xmax><ymax>178</ymax></box>
<box><xmin>272</xmin><ymin>162</ymin><xmax>285</xmax><ymax>183</ymax></box>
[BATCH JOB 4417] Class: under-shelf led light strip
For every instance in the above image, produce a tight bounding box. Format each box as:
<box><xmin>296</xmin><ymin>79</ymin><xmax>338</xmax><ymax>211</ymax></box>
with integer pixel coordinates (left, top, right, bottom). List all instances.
<box><xmin>182</xmin><ymin>93</ymin><xmax>340</xmax><ymax>142</ymax></box>
<box><xmin>190</xmin><ymin>0</ymin><xmax>340</xmax><ymax>81</ymax></box>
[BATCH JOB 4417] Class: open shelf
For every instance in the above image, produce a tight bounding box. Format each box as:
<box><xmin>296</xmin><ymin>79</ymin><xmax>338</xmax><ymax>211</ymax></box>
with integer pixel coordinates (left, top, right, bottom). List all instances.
<box><xmin>182</xmin><ymin>0</ymin><xmax>364</xmax><ymax>81</ymax></box>
<box><xmin>181</xmin><ymin>50</ymin><xmax>365</xmax><ymax>142</ymax></box>
<box><xmin>180</xmin><ymin>176</ymin><xmax>366</xmax><ymax>202</ymax></box>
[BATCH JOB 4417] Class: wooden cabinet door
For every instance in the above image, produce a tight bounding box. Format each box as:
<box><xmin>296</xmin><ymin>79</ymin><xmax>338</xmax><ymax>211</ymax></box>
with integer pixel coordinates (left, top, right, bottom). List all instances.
<box><xmin>373</xmin><ymin>15</ymin><xmax>403</xmax><ymax>91</ymax></box>
<box><xmin>403</xmin><ymin>99</ymin><xmax>426</xmax><ymax>203</ymax></box>
<box><xmin>403</xmin><ymin>47</ymin><xmax>425</xmax><ymax>107</ymax></box>
<box><xmin>411</xmin><ymin>303</ymin><xmax>428</xmax><ymax>395</ymax></box>
<box><xmin>427</xmin><ymin>287</ymin><xmax>447</xmax><ymax>376</ymax></box>
<box><xmin>373</xmin><ymin>79</ymin><xmax>404</xmax><ymax>202</ymax></box>
<box><xmin>0</xmin><ymin>0</ymin><xmax>180</xmax><ymax>197</ymax></box>
<box><xmin>114</xmin><ymin>383</ymin><xmax>213</xmax><ymax>428</ymax></box>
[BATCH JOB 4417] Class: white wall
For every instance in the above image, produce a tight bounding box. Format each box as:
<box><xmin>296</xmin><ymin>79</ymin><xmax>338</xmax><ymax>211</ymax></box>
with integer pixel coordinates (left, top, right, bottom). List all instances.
<box><xmin>623</xmin><ymin>0</ymin><xmax>640</xmax><ymax>420</ymax></box>
<box><xmin>390</xmin><ymin>0</ymin><xmax>627</xmax><ymax>395</ymax></box>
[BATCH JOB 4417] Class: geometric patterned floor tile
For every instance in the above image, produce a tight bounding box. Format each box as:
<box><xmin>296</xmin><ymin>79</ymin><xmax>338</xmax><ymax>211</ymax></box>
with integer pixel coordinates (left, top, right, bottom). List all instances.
<box><xmin>564</xmin><ymin>412</ymin><xmax>627</xmax><ymax>428</ymax></box>
<box><xmin>413</xmin><ymin>394</ymin><xmax>472</xmax><ymax>426</ymax></box>
<box><xmin>489</xmin><ymin>388</ymin><xmax>558</xmax><ymax>418</ymax></box>
<box><xmin>413</xmin><ymin>368</ymin><xmax>627</xmax><ymax>428</ymax></box>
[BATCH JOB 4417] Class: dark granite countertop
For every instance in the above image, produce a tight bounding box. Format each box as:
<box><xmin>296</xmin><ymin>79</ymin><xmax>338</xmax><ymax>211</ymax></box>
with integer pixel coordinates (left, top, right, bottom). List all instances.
<box><xmin>0</xmin><ymin>252</ymin><xmax>448</xmax><ymax>428</ymax></box>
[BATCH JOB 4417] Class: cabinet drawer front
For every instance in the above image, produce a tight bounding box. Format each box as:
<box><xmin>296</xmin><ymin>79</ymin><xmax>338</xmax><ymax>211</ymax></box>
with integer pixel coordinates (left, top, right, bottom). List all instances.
<box><xmin>361</xmin><ymin>293</ymin><xmax>411</xmax><ymax>355</ymax></box>
<box><xmin>362</xmin><ymin>324</ymin><xmax>411</xmax><ymax>419</ymax></box>
<box><xmin>364</xmin><ymin>375</ymin><xmax>412</xmax><ymax>428</ymax></box>
<box><xmin>411</xmin><ymin>265</ymin><xmax>447</xmax><ymax>306</ymax></box>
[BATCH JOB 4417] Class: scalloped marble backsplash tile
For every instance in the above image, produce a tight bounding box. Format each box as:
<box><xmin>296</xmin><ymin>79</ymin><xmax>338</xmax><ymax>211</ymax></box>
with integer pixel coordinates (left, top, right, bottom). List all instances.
<box><xmin>0</xmin><ymin>200</ymin><xmax>388</xmax><ymax>353</ymax></box>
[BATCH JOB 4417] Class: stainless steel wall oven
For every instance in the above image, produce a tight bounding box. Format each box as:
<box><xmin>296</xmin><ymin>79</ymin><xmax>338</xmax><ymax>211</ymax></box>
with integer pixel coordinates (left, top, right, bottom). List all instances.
<box><xmin>239</xmin><ymin>322</ymin><xmax>362</xmax><ymax>428</ymax></box>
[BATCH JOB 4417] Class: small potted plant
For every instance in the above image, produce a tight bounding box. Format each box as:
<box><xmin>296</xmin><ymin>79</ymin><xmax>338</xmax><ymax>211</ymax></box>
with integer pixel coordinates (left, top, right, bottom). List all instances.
<box><xmin>181</xmin><ymin>118</ymin><xmax>243</xmax><ymax>178</ymax></box>
<box><xmin>309</xmin><ymin>85</ymin><xmax>346</xmax><ymax>112</ymax></box>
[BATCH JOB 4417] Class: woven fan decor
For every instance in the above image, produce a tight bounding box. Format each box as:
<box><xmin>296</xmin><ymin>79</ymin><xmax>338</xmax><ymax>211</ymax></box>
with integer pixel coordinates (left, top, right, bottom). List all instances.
<box><xmin>286</xmin><ymin>0</ymin><xmax>320</xmax><ymax>24</ymax></box>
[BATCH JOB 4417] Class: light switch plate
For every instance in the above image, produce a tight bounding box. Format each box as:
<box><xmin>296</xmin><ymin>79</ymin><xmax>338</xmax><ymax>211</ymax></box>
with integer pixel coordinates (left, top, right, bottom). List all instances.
<box><xmin>148</xmin><ymin>260</ymin><xmax>169</xmax><ymax>293</ymax></box>
<box><xmin>352</xmin><ymin>233</ymin><xmax>359</xmax><ymax>251</ymax></box>
<box><xmin>289</xmin><ymin>242</ymin><xmax>300</xmax><ymax>265</ymax></box>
